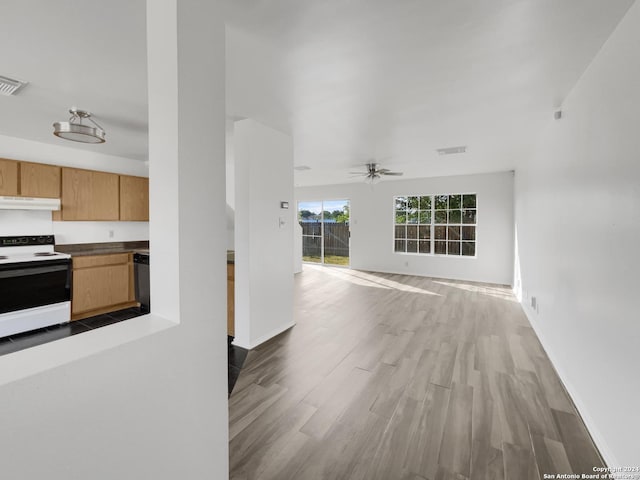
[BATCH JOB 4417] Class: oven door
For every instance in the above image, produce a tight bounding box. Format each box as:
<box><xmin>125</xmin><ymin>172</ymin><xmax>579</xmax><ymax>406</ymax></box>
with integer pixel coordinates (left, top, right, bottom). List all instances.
<box><xmin>0</xmin><ymin>259</ymin><xmax>72</xmax><ymax>314</ymax></box>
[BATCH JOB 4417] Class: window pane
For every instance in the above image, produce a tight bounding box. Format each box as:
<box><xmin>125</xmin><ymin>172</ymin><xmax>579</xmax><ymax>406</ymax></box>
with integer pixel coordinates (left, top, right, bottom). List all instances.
<box><xmin>407</xmin><ymin>240</ymin><xmax>418</xmax><ymax>253</ymax></box>
<box><xmin>463</xmin><ymin>194</ymin><xmax>476</xmax><ymax>209</ymax></box>
<box><xmin>449</xmin><ymin>194</ymin><xmax>461</xmax><ymax>209</ymax></box>
<box><xmin>395</xmin><ymin>225</ymin><xmax>406</xmax><ymax>239</ymax></box>
<box><xmin>407</xmin><ymin>210</ymin><xmax>419</xmax><ymax>224</ymax></box>
<box><xmin>419</xmin><ymin>210</ymin><xmax>431</xmax><ymax>224</ymax></box>
<box><xmin>419</xmin><ymin>196</ymin><xmax>431</xmax><ymax>210</ymax></box>
<box><xmin>408</xmin><ymin>196</ymin><xmax>419</xmax><ymax>210</ymax></box>
<box><xmin>447</xmin><ymin>226</ymin><xmax>461</xmax><ymax>240</ymax></box>
<box><xmin>407</xmin><ymin>225</ymin><xmax>418</xmax><ymax>239</ymax></box>
<box><xmin>448</xmin><ymin>241</ymin><xmax>461</xmax><ymax>255</ymax></box>
<box><xmin>435</xmin><ymin>211</ymin><xmax>447</xmax><ymax>224</ymax></box>
<box><xmin>462</xmin><ymin>241</ymin><xmax>476</xmax><ymax>256</ymax></box>
<box><xmin>434</xmin><ymin>226</ymin><xmax>446</xmax><ymax>240</ymax></box>
<box><xmin>418</xmin><ymin>226</ymin><xmax>430</xmax><ymax>240</ymax></box>
<box><xmin>448</xmin><ymin>210</ymin><xmax>461</xmax><ymax>223</ymax></box>
<box><xmin>302</xmin><ymin>236</ymin><xmax>322</xmax><ymax>262</ymax></box>
<box><xmin>395</xmin><ymin>239</ymin><xmax>406</xmax><ymax>253</ymax></box>
<box><xmin>434</xmin><ymin>241</ymin><xmax>446</xmax><ymax>255</ymax></box>
<box><xmin>395</xmin><ymin>212</ymin><xmax>407</xmax><ymax>224</ymax></box>
<box><xmin>419</xmin><ymin>241</ymin><xmax>431</xmax><ymax>254</ymax></box>
<box><xmin>435</xmin><ymin>195</ymin><xmax>448</xmax><ymax>210</ymax></box>
<box><xmin>462</xmin><ymin>226</ymin><xmax>476</xmax><ymax>241</ymax></box>
<box><xmin>395</xmin><ymin>197</ymin><xmax>407</xmax><ymax>210</ymax></box>
<box><xmin>462</xmin><ymin>209</ymin><xmax>477</xmax><ymax>224</ymax></box>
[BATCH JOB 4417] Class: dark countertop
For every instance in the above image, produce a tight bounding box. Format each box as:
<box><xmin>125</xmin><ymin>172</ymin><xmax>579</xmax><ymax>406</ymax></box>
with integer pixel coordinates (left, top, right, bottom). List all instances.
<box><xmin>56</xmin><ymin>241</ymin><xmax>150</xmax><ymax>257</ymax></box>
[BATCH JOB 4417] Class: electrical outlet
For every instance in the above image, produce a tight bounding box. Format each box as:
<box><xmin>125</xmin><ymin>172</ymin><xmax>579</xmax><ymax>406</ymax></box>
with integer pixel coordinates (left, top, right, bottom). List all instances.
<box><xmin>531</xmin><ymin>296</ymin><xmax>537</xmax><ymax>310</ymax></box>
<box><xmin>404</xmin><ymin>261</ymin><xmax>409</xmax><ymax>267</ymax></box>
<box><xmin>108</xmin><ymin>230</ymin><xmax>114</xmax><ymax>238</ymax></box>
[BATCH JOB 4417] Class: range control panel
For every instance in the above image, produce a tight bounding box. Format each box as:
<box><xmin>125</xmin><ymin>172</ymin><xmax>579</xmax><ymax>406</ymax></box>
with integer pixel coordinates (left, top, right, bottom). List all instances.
<box><xmin>0</xmin><ymin>235</ymin><xmax>56</xmax><ymax>247</ymax></box>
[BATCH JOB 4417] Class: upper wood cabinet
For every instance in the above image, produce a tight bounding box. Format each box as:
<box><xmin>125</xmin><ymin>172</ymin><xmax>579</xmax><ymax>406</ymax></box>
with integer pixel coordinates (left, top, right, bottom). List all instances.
<box><xmin>20</xmin><ymin>162</ymin><xmax>61</xmax><ymax>198</ymax></box>
<box><xmin>61</xmin><ymin>167</ymin><xmax>120</xmax><ymax>221</ymax></box>
<box><xmin>0</xmin><ymin>158</ymin><xmax>19</xmax><ymax>196</ymax></box>
<box><xmin>120</xmin><ymin>175</ymin><xmax>149</xmax><ymax>221</ymax></box>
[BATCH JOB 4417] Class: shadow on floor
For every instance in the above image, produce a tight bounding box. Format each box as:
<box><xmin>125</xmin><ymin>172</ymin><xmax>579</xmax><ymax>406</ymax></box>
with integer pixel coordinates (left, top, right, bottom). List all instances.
<box><xmin>228</xmin><ymin>338</ymin><xmax>248</xmax><ymax>396</ymax></box>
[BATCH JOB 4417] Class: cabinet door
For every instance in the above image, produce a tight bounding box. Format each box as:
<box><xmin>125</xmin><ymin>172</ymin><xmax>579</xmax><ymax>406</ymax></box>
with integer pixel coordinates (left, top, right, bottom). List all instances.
<box><xmin>0</xmin><ymin>158</ymin><xmax>19</xmax><ymax>196</ymax></box>
<box><xmin>20</xmin><ymin>162</ymin><xmax>61</xmax><ymax>198</ymax></box>
<box><xmin>72</xmin><ymin>264</ymin><xmax>130</xmax><ymax>314</ymax></box>
<box><xmin>62</xmin><ymin>168</ymin><xmax>119</xmax><ymax>220</ymax></box>
<box><xmin>120</xmin><ymin>175</ymin><xmax>149</xmax><ymax>221</ymax></box>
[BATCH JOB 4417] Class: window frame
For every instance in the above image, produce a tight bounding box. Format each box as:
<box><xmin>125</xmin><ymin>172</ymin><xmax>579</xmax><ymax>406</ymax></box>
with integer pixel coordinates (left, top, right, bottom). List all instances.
<box><xmin>393</xmin><ymin>193</ymin><xmax>477</xmax><ymax>258</ymax></box>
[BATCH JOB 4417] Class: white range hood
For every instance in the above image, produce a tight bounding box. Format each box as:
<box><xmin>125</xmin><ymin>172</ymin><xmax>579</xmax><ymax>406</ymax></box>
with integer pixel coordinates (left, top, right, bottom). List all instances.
<box><xmin>0</xmin><ymin>196</ymin><xmax>60</xmax><ymax>211</ymax></box>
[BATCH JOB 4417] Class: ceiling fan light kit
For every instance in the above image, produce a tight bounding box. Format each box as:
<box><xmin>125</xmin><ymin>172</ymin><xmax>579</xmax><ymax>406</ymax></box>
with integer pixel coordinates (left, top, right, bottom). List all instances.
<box><xmin>53</xmin><ymin>108</ymin><xmax>106</xmax><ymax>144</ymax></box>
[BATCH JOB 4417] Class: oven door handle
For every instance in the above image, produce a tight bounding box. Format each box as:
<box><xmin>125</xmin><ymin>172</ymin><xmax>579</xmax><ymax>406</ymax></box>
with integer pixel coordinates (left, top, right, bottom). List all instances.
<box><xmin>0</xmin><ymin>265</ymin><xmax>70</xmax><ymax>279</ymax></box>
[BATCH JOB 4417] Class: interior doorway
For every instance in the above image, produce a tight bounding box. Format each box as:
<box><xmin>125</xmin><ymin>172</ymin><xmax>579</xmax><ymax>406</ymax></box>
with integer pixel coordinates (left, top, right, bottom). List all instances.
<box><xmin>298</xmin><ymin>199</ymin><xmax>350</xmax><ymax>266</ymax></box>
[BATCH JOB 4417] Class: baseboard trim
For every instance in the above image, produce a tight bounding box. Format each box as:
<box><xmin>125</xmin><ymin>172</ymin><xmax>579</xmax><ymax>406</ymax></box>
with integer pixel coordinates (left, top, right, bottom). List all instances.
<box><xmin>517</xmin><ymin>293</ymin><xmax>618</xmax><ymax>468</ymax></box>
<box><xmin>233</xmin><ymin>320</ymin><xmax>296</xmax><ymax>350</ymax></box>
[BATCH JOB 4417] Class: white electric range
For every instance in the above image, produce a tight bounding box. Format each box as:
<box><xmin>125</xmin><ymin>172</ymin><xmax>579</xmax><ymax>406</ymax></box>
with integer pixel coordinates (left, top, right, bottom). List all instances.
<box><xmin>0</xmin><ymin>235</ymin><xmax>72</xmax><ymax>338</ymax></box>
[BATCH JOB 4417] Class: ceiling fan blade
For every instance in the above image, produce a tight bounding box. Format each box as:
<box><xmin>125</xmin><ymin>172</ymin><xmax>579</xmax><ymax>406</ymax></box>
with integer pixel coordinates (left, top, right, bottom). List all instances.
<box><xmin>348</xmin><ymin>172</ymin><xmax>367</xmax><ymax>175</ymax></box>
<box><xmin>381</xmin><ymin>171</ymin><xmax>403</xmax><ymax>176</ymax></box>
<box><xmin>377</xmin><ymin>168</ymin><xmax>390</xmax><ymax>174</ymax></box>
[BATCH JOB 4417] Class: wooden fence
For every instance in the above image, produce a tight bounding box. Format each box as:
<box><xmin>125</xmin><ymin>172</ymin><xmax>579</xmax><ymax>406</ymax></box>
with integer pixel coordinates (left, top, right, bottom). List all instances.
<box><xmin>300</xmin><ymin>222</ymin><xmax>349</xmax><ymax>257</ymax></box>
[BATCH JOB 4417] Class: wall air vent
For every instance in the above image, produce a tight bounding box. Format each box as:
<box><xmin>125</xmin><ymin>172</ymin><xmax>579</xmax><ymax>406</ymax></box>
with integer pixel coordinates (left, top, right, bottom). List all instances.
<box><xmin>436</xmin><ymin>145</ymin><xmax>467</xmax><ymax>155</ymax></box>
<box><xmin>0</xmin><ymin>75</ymin><xmax>28</xmax><ymax>96</ymax></box>
<box><xmin>294</xmin><ymin>165</ymin><xmax>311</xmax><ymax>171</ymax></box>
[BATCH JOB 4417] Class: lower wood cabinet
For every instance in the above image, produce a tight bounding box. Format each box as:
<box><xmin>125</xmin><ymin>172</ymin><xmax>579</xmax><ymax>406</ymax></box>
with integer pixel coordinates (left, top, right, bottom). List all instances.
<box><xmin>71</xmin><ymin>253</ymin><xmax>137</xmax><ymax>321</ymax></box>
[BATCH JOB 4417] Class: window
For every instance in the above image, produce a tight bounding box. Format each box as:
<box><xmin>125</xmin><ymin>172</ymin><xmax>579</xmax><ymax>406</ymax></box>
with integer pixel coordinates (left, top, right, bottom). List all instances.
<box><xmin>394</xmin><ymin>193</ymin><xmax>477</xmax><ymax>256</ymax></box>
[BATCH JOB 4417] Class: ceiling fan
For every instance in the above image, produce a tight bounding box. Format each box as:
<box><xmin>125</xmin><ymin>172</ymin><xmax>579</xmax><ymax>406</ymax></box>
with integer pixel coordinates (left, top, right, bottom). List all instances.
<box><xmin>349</xmin><ymin>163</ymin><xmax>403</xmax><ymax>184</ymax></box>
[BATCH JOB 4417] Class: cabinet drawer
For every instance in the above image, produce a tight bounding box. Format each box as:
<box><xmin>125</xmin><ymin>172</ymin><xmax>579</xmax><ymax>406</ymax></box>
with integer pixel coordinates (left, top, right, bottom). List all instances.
<box><xmin>72</xmin><ymin>264</ymin><xmax>130</xmax><ymax>314</ymax></box>
<box><xmin>73</xmin><ymin>253</ymin><xmax>130</xmax><ymax>269</ymax></box>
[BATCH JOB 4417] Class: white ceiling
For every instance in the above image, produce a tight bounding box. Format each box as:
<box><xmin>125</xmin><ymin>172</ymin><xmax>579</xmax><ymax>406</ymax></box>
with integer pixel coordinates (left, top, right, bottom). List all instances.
<box><xmin>225</xmin><ymin>0</ymin><xmax>635</xmax><ymax>186</ymax></box>
<box><xmin>0</xmin><ymin>1</ymin><xmax>635</xmax><ymax>185</ymax></box>
<box><xmin>0</xmin><ymin>1</ymin><xmax>148</xmax><ymax>161</ymax></box>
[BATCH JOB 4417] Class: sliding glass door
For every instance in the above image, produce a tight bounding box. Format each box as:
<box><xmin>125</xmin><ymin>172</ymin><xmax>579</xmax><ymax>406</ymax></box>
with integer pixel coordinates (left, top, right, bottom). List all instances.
<box><xmin>298</xmin><ymin>199</ymin><xmax>350</xmax><ymax>266</ymax></box>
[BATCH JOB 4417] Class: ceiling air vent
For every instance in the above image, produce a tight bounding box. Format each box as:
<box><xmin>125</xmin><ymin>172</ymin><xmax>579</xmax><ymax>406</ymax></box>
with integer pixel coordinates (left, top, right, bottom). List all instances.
<box><xmin>437</xmin><ymin>145</ymin><xmax>467</xmax><ymax>155</ymax></box>
<box><xmin>0</xmin><ymin>75</ymin><xmax>28</xmax><ymax>96</ymax></box>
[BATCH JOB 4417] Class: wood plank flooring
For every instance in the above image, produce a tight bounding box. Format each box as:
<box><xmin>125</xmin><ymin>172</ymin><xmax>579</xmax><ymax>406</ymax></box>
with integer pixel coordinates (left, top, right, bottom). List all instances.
<box><xmin>229</xmin><ymin>265</ymin><xmax>605</xmax><ymax>480</ymax></box>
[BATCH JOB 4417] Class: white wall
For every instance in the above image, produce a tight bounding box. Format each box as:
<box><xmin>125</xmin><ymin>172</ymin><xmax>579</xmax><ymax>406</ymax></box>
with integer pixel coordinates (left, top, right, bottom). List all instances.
<box><xmin>0</xmin><ymin>133</ymin><xmax>149</xmax><ymax>244</ymax></box>
<box><xmin>296</xmin><ymin>171</ymin><xmax>514</xmax><ymax>285</ymax></box>
<box><xmin>0</xmin><ymin>2</ymin><xmax>228</xmax><ymax>479</ymax></box>
<box><xmin>226</xmin><ymin>118</ymin><xmax>236</xmax><ymax>250</ymax></box>
<box><xmin>234</xmin><ymin>118</ymin><xmax>294</xmax><ymax>349</ymax></box>
<box><xmin>514</xmin><ymin>1</ymin><xmax>640</xmax><ymax>466</ymax></box>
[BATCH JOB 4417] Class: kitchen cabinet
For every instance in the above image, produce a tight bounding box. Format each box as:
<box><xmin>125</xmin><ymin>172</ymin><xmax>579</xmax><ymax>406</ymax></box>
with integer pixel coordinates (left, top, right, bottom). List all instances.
<box><xmin>61</xmin><ymin>167</ymin><xmax>120</xmax><ymax>221</ymax></box>
<box><xmin>71</xmin><ymin>253</ymin><xmax>137</xmax><ymax>320</ymax></box>
<box><xmin>120</xmin><ymin>175</ymin><xmax>149</xmax><ymax>221</ymax></box>
<box><xmin>0</xmin><ymin>158</ymin><xmax>19</xmax><ymax>195</ymax></box>
<box><xmin>19</xmin><ymin>162</ymin><xmax>61</xmax><ymax>198</ymax></box>
<box><xmin>227</xmin><ymin>262</ymin><xmax>235</xmax><ymax>337</ymax></box>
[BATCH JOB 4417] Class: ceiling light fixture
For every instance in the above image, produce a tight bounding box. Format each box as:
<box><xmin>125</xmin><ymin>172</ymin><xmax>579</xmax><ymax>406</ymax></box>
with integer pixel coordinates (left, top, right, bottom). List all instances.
<box><xmin>53</xmin><ymin>108</ymin><xmax>106</xmax><ymax>144</ymax></box>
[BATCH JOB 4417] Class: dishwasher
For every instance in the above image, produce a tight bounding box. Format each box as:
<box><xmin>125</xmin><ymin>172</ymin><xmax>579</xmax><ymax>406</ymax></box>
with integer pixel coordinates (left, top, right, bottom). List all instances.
<box><xmin>133</xmin><ymin>251</ymin><xmax>150</xmax><ymax>313</ymax></box>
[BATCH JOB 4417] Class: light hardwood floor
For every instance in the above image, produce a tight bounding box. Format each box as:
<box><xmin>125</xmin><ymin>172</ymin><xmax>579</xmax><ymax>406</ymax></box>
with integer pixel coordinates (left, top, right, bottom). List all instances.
<box><xmin>229</xmin><ymin>265</ymin><xmax>604</xmax><ymax>480</ymax></box>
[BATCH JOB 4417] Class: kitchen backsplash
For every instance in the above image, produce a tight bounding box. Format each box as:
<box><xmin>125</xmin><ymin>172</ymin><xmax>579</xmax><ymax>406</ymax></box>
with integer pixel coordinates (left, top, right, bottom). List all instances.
<box><xmin>0</xmin><ymin>210</ymin><xmax>53</xmax><ymax>236</ymax></box>
<box><xmin>53</xmin><ymin>221</ymin><xmax>149</xmax><ymax>244</ymax></box>
<box><xmin>0</xmin><ymin>210</ymin><xmax>149</xmax><ymax>244</ymax></box>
